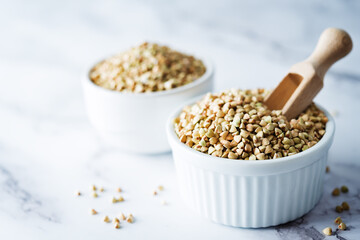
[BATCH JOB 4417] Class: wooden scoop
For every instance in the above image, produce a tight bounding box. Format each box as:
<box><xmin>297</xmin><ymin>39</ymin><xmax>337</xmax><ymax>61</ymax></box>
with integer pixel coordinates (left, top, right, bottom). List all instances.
<box><xmin>264</xmin><ymin>28</ymin><xmax>352</xmax><ymax>119</ymax></box>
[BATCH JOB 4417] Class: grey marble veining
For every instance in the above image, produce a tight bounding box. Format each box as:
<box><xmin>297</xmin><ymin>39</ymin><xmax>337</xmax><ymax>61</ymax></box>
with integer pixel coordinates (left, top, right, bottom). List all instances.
<box><xmin>0</xmin><ymin>0</ymin><xmax>359</xmax><ymax>239</ymax></box>
<box><xmin>0</xmin><ymin>165</ymin><xmax>59</xmax><ymax>224</ymax></box>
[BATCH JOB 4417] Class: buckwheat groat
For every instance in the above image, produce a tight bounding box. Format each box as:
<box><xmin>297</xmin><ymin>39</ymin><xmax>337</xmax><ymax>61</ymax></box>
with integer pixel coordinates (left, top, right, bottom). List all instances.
<box><xmin>90</xmin><ymin>42</ymin><xmax>206</xmax><ymax>93</ymax></box>
<box><xmin>322</xmin><ymin>227</ymin><xmax>332</xmax><ymax>236</ymax></box>
<box><xmin>174</xmin><ymin>89</ymin><xmax>327</xmax><ymax>160</ymax></box>
<box><xmin>338</xmin><ymin>222</ymin><xmax>346</xmax><ymax>230</ymax></box>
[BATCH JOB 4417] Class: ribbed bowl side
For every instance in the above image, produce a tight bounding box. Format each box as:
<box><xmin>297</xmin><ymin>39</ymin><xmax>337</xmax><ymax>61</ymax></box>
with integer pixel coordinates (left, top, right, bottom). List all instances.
<box><xmin>174</xmin><ymin>154</ymin><xmax>327</xmax><ymax>228</ymax></box>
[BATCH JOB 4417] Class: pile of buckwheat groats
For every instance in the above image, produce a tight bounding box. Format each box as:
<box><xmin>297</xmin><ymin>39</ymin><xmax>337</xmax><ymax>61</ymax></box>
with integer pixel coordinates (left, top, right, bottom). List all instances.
<box><xmin>174</xmin><ymin>89</ymin><xmax>328</xmax><ymax>160</ymax></box>
<box><xmin>322</xmin><ymin>168</ymin><xmax>351</xmax><ymax>237</ymax></box>
<box><xmin>90</xmin><ymin>42</ymin><xmax>206</xmax><ymax>93</ymax></box>
<box><xmin>75</xmin><ymin>184</ymin><xmax>166</xmax><ymax>229</ymax></box>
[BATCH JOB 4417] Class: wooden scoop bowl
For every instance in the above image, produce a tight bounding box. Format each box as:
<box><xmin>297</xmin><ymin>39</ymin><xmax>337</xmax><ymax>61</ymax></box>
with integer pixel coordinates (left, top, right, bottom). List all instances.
<box><xmin>264</xmin><ymin>28</ymin><xmax>353</xmax><ymax>120</ymax></box>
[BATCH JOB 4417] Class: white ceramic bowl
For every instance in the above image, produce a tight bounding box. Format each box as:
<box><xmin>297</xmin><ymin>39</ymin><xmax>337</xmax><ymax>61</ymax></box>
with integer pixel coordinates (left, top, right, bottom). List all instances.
<box><xmin>82</xmin><ymin>55</ymin><xmax>213</xmax><ymax>154</ymax></box>
<box><xmin>167</xmin><ymin>98</ymin><xmax>335</xmax><ymax>228</ymax></box>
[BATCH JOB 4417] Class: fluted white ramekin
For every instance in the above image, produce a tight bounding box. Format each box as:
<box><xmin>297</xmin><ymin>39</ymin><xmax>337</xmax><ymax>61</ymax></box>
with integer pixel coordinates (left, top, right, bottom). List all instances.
<box><xmin>82</xmin><ymin>54</ymin><xmax>213</xmax><ymax>154</ymax></box>
<box><xmin>167</xmin><ymin>99</ymin><xmax>335</xmax><ymax>228</ymax></box>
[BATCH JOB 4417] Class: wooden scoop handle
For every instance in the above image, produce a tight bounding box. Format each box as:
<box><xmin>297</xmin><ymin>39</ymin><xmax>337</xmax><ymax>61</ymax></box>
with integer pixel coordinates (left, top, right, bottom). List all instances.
<box><xmin>306</xmin><ymin>28</ymin><xmax>352</xmax><ymax>79</ymax></box>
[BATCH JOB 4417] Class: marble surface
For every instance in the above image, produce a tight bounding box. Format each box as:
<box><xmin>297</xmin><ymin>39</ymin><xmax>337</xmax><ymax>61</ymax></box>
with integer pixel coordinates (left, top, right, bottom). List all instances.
<box><xmin>0</xmin><ymin>0</ymin><xmax>360</xmax><ymax>239</ymax></box>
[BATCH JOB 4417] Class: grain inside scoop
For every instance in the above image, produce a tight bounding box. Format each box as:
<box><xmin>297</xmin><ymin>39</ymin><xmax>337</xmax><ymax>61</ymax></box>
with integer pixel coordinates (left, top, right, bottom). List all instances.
<box><xmin>265</xmin><ymin>28</ymin><xmax>352</xmax><ymax>120</ymax></box>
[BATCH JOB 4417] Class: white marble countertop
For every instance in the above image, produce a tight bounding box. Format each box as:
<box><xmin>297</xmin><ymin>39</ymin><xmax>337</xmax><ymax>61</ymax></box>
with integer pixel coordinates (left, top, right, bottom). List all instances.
<box><xmin>1</xmin><ymin>0</ymin><xmax>359</xmax><ymax>239</ymax></box>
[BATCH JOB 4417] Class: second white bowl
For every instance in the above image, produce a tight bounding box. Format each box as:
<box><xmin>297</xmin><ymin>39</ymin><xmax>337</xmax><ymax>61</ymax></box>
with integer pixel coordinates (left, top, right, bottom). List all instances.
<box><xmin>82</xmin><ymin>55</ymin><xmax>213</xmax><ymax>154</ymax></box>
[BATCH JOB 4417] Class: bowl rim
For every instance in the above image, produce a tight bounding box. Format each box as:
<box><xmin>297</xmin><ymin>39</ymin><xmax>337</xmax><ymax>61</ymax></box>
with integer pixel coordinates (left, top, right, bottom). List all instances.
<box><xmin>82</xmin><ymin>52</ymin><xmax>214</xmax><ymax>98</ymax></box>
<box><xmin>166</xmin><ymin>94</ymin><xmax>335</xmax><ymax>166</ymax></box>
